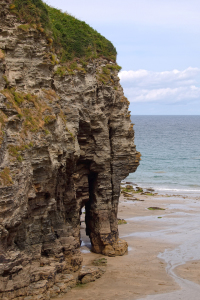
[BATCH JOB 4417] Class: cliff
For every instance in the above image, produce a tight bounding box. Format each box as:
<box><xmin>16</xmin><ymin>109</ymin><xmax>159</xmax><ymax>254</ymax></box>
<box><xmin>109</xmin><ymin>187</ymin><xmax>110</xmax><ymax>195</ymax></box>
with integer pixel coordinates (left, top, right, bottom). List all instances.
<box><xmin>0</xmin><ymin>1</ymin><xmax>140</xmax><ymax>299</ymax></box>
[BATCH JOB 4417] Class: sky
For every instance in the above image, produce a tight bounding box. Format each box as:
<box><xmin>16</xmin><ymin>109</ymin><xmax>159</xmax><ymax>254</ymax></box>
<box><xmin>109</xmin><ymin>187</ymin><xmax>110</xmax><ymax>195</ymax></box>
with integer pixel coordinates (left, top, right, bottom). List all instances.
<box><xmin>44</xmin><ymin>0</ymin><xmax>200</xmax><ymax>115</ymax></box>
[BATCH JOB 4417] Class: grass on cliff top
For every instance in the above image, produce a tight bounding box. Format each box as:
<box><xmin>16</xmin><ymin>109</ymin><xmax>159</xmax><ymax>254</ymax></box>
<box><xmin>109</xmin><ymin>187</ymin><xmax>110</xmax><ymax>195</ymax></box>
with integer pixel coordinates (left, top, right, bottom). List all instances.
<box><xmin>11</xmin><ymin>0</ymin><xmax>117</xmax><ymax>62</ymax></box>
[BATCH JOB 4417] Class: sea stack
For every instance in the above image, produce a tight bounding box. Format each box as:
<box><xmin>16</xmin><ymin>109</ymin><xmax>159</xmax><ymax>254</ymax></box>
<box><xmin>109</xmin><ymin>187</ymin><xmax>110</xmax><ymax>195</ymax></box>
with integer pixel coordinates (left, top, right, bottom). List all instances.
<box><xmin>0</xmin><ymin>1</ymin><xmax>140</xmax><ymax>299</ymax></box>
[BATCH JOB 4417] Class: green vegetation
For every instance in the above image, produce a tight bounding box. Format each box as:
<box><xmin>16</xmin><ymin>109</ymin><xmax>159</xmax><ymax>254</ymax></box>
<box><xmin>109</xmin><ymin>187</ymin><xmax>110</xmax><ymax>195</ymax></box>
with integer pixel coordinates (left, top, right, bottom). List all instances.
<box><xmin>46</xmin><ymin>6</ymin><xmax>117</xmax><ymax>62</ymax></box>
<box><xmin>11</xmin><ymin>0</ymin><xmax>117</xmax><ymax>62</ymax></box>
<box><xmin>17</xmin><ymin>155</ymin><xmax>23</xmax><ymax>162</ymax></box>
<box><xmin>18</xmin><ymin>24</ymin><xmax>32</xmax><ymax>31</ymax></box>
<box><xmin>11</xmin><ymin>0</ymin><xmax>49</xmax><ymax>27</ymax></box>
<box><xmin>13</xmin><ymin>91</ymin><xmax>24</xmax><ymax>104</ymax></box>
<box><xmin>148</xmin><ymin>207</ymin><xmax>165</xmax><ymax>211</ymax></box>
<box><xmin>44</xmin><ymin>129</ymin><xmax>50</xmax><ymax>135</ymax></box>
<box><xmin>0</xmin><ymin>110</ymin><xmax>8</xmax><ymax>146</ymax></box>
<box><xmin>8</xmin><ymin>144</ymin><xmax>31</xmax><ymax>161</ymax></box>
<box><xmin>97</xmin><ymin>64</ymin><xmax>121</xmax><ymax>84</ymax></box>
<box><xmin>66</xmin><ymin>128</ymin><xmax>74</xmax><ymax>139</ymax></box>
<box><xmin>54</xmin><ymin>62</ymin><xmax>87</xmax><ymax>77</ymax></box>
<box><xmin>136</xmin><ymin>188</ymin><xmax>143</xmax><ymax>193</ymax></box>
<box><xmin>121</xmin><ymin>185</ymin><xmax>144</xmax><ymax>196</ymax></box>
<box><xmin>44</xmin><ymin>115</ymin><xmax>56</xmax><ymax>124</ymax></box>
<box><xmin>1</xmin><ymin>88</ymin><xmax>56</xmax><ymax>134</ymax></box>
<box><xmin>121</xmin><ymin>185</ymin><xmax>133</xmax><ymax>192</ymax></box>
<box><xmin>51</xmin><ymin>54</ymin><xmax>58</xmax><ymax>65</ymax></box>
<box><xmin>0</xmin><ymin>88</ymin><xmax>61</xmax><ymax>162</ymax></box>
<box><xmin>146</xmin><ymin>193</ymin><xmax>154</xmax><ymax>196</ymax></box>
<box><xmin>118</xmin><ymin>218</ymin><xmax>127</xmax><ymax>225</ymax></box>
<box><xmin>0</xmin><ymin>168</ymin><xmax>13</xmax><ymax>186</ymax></box>
<box><xmin>2</xmin><ymin>75</ymin><xmax>10</xmax><ymax>88</ymax></box>
<box><xmin>54</xmin><ymin>66</ymin><xmax>68</xmax><ymax>77</ymax></box>
<box><xmin>75</xmin><ymin>282</ymin><xmax>87</xmax><ymax>288</ymax></box>
<box><xmin>92</xmin><ymin>258</ymin><xmax>107</xmax><ymax>266</ymax></box>
<box><xmin>107</xmin><ymin>64</ymin><xmax>122</xmax><ymax>72</ymax></box>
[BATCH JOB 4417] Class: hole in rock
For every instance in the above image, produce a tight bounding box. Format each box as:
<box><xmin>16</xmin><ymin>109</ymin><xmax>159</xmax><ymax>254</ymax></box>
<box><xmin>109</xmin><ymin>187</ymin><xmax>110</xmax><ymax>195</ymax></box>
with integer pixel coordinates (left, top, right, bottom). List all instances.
<box><xmin>45</xmin><ymin>192</ymin><xmax>50</xmax><ymax>200</ymax></box>
<box><xmin>58</xmin><ymin>154</ymin><xmax>62</xmax><ymax>162</ymax></box>
<box><xmin>41</xmin><ymin>248</ymin><xmax>50</xmax><ymax>257</ymax></box>
<box><xmin>80</xmin><ymin>206</ymin><xmax>91</xmax><ymax>254</ymax></box>
<box><xmin>79</xmin><ymin>171</ymin><xmax>98</xmax><ymax>253</ymax></box>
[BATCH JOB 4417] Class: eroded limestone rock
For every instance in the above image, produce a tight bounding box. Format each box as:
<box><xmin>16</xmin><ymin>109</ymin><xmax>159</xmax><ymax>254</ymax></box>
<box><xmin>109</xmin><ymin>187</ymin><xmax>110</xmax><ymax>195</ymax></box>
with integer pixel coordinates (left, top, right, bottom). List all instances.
<box><xmin>0</xmin><ymin>1</ymin><xmax>139</xmax><ymax>299</ymax></box>
<box><xmin>78</xmin><ymin>266</ymin><xmax>105</xmax><ymax>284</ymax></box>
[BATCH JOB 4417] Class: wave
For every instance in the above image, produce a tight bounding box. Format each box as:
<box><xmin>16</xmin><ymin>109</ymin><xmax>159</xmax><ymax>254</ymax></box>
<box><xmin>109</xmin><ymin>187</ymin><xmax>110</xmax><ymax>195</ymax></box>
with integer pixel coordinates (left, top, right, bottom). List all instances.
<box><xmin>156</xmin><ymin>187</ymin><xmax>200</xmax><ymax>193</ymax></box>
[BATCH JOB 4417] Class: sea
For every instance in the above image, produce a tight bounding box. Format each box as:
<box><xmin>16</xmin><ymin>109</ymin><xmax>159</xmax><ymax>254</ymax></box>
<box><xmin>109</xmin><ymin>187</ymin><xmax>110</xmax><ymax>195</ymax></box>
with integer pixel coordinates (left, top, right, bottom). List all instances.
<box><xmin>126</xmin><ymin>115</ymin><xmax>200</xmax><ymax>195</ymax></box>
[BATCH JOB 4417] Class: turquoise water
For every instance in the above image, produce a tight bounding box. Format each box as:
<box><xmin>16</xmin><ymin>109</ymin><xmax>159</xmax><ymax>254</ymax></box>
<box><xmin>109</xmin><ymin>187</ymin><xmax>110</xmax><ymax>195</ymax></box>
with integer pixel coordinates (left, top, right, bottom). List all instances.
<box><xmin>127</xmin><ymin>116</ymin><xmax>200</xmax><ymax>194</ymax></box>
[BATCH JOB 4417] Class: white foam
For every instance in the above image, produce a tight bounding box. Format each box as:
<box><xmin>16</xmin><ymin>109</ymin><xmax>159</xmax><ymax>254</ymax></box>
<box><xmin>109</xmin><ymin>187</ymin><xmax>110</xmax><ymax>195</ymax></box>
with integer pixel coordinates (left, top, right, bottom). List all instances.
<box><xmin>81</xmin><ymin>249</ymin><xmax>91</xmax><ymax>254</ymax></box>
<box><xmin>156</xmin><ymin>187</ymin><xmax>200</xmax><ymax>193</ymax></box>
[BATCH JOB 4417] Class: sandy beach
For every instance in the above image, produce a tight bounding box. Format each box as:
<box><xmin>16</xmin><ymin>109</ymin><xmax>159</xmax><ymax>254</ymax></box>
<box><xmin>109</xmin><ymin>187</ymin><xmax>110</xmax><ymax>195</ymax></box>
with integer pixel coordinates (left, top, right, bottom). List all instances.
<box><xmin>57</xmin><ymin>190</ymin><xmax>200</xmax><ymax>300</ymax></box>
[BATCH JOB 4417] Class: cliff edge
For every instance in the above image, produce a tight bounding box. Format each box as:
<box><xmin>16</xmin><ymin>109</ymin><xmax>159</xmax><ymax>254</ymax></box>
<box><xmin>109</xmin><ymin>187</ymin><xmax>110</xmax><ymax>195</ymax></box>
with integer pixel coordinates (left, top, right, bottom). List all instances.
<box><xmin>0</xmin><ymin>1</ymin><xmax>140</xmax><ymax>299</ymax></box>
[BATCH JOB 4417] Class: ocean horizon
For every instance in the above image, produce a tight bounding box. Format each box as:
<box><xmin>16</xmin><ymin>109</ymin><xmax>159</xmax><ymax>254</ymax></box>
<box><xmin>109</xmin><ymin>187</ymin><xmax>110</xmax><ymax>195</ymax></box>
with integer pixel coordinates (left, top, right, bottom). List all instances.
<box><xmin>127</xmin><ymin>115</ymin><xmax>200</xmax><ymax>195</ymax></box>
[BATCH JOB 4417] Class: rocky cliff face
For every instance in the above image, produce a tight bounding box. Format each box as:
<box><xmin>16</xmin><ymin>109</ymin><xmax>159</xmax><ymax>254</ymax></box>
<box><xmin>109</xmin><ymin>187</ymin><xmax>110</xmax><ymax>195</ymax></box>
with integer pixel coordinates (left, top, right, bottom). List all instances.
<box><xmin>0</xmin><ymin>1</ymin><xmax>139</xmax><ymax>299</ymax></box>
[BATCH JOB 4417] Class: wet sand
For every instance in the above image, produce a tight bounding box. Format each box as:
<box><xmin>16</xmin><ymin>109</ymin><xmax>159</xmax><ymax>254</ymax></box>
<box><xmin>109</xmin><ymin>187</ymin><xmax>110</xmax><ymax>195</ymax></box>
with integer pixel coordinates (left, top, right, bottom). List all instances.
<box><xmin>57</xmin><ymin>192</ymin><xmax>200</xmax><ymax>300</ymax></box>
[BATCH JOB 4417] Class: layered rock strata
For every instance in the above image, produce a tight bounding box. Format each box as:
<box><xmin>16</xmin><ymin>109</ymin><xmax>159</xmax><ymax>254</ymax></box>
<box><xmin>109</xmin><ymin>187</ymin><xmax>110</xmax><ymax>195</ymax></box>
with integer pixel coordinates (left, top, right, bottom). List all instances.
<box><xmin>0</xmin><ymin>1</ymin><xmax>139</xmax><ymax>299</ymax></box>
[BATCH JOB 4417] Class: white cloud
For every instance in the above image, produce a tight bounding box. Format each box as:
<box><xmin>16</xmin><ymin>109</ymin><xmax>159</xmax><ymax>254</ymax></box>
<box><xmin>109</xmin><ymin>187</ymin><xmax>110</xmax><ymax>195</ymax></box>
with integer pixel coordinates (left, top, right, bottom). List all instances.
<box><xmin>119</xmin><ymin>68</ymin><xmax>200</xmax><ymax>87</ymax></box>
<box><xmin>119</xmin><ymin>68</ymin><xmax>200</xmax><ymax>104</ymax></box>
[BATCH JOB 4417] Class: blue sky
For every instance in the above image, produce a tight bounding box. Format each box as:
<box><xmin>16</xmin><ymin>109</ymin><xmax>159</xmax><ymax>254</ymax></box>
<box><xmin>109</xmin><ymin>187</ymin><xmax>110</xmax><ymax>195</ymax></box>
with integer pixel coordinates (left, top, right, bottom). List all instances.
<box><xmin>44</xmin><ymin>0</ymin><xmax>200</xmax><ymax>115</ymax></box>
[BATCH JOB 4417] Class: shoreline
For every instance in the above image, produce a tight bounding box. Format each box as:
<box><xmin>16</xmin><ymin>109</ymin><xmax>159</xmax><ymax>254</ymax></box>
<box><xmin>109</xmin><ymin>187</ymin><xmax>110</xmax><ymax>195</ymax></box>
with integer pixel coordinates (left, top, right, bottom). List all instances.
<box><xmin>57</xmin><ymin>190</ymin><xmax>200</xmax><ymax>300</ymax></box>
<box><xmin>122</xmin><ymin>179</ymin><xmax>200</xmax><ymax>197</ymax></box>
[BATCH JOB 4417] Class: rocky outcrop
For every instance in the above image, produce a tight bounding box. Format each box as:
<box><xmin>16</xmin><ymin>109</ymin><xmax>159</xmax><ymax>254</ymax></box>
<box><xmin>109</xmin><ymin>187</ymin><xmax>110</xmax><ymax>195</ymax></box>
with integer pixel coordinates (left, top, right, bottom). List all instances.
<box><xmin>0</xmin><ymin>1</ymin><xmax>139</xmax><ymax>299</ymax></box>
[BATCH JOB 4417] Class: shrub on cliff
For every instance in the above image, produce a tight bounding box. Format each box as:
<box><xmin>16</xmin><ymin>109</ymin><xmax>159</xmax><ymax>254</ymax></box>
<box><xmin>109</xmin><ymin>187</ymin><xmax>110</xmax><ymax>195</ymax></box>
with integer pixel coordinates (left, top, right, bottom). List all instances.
<box><xmin>11</xmin><ymin>0</ymin><xmax>117</xmax><ymax>62</ymax></box>
<box><xmin>11</xmin><ymin>0</ymin><xmax>49</xmax><ymax>25</ymax></box>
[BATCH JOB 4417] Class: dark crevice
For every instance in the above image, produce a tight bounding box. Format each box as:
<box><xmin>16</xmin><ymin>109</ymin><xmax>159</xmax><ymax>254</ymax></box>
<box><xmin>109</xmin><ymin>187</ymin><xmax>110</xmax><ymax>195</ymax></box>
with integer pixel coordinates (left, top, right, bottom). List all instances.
<box><xmin>54</xmin><ymin>231</ymin><xmax>59</xmax><ymax>239</ymax></box>
<box><xmin>108</xmin><ymin>120</ymin><xmax>114</xmax><ymax>203</ymax></box>
<box><xmin>85</xmin><ymin>172</ymin><xmax>97</xmax><ymax>236</ymax></box>
<box><xmin>51</xmin><ymin>78</ymin><xmax>56</xmax><ymax>90</ymax></box>
<box><xmin>45</xmin><ymin>192</ymin><xmax>50</xmax><ymax>200</ymax></box>
<box><xmin>41</xmin><ymin>249</ymin><xmax>50</xmax><ymax>257</ymax></box>
<box><xmin>58</xmin><ymin>154</ymin><xmax>62</xmax><ymax>162</ymax></box>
